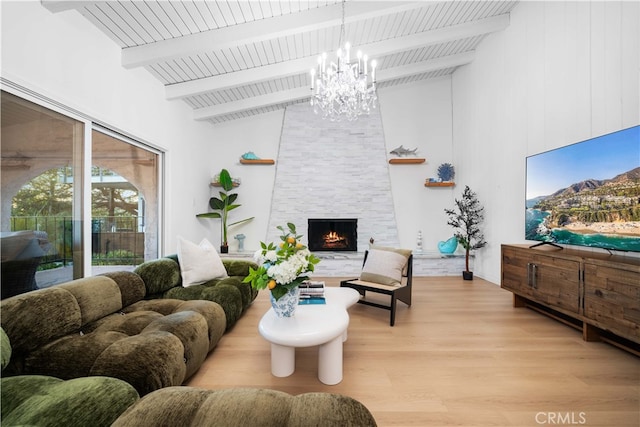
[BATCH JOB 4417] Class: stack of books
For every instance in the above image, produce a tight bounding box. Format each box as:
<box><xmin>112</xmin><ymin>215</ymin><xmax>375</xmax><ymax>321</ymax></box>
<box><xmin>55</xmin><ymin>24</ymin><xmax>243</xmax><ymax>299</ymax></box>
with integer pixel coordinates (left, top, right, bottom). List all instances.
<box><xmin>298</xmin><ymin>281</ymin><xmax>326</xmax><ymax>305</ymax></box>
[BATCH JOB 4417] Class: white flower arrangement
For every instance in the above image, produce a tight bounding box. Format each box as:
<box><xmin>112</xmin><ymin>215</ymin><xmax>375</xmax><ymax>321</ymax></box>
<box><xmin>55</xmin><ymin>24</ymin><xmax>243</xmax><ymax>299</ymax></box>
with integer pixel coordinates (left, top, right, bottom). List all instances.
<box><xmin>243</xmin><ymin>223</ymin><xmax>320</xmax><ymax>300</ymax></box>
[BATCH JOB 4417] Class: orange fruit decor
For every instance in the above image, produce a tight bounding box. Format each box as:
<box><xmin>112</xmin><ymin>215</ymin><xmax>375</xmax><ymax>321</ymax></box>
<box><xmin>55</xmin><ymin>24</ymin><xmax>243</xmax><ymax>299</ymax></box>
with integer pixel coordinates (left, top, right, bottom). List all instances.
<box><xmin>286</xmin><ymin>236</ymin><xmax>296</xmax><ymax>245</ymax></box>
<box><xmin>268</xmin><ymin>280</ymin><xmax>277</xmax><ymax>290</ymax></box>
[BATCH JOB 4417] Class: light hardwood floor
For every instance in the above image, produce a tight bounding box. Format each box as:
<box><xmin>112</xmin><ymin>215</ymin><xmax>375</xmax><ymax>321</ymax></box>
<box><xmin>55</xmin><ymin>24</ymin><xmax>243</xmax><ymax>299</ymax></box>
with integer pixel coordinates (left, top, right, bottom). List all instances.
<box><xmin>186</xmin><ymin>277</ymin><xmax>639</xmax><ymax>427</ymax></box>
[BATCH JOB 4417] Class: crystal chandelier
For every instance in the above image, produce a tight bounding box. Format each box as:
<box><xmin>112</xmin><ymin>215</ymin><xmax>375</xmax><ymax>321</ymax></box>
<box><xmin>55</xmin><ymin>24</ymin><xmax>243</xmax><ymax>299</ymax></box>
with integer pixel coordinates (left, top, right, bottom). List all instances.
<box><xmin>309</xmin><ymin>0</ymin><xmax>377</xmax><ymax>122</ymax></box>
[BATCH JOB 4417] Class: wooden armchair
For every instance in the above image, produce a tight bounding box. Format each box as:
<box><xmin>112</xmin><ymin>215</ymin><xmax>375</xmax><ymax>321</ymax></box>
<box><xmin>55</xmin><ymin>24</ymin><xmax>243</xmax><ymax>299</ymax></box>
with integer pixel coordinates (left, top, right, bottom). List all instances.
<box><xmin>340</xmin><ymin>249</ymin><xmax>413</xmax><ymax>326</ymax></box>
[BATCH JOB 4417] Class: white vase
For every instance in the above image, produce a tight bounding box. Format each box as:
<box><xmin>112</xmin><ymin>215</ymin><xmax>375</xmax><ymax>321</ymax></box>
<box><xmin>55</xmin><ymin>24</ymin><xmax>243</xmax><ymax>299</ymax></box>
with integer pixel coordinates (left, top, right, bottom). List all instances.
<box><xmin>270</xmin><ymin>286</ymin><xmax>300</xmax><ymax>317</ymax></box>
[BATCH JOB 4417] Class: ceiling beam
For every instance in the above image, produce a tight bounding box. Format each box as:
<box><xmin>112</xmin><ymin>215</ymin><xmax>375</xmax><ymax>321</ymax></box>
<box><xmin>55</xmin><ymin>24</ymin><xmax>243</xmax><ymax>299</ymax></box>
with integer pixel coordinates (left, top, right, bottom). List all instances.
<box><xmin>167</xmin><ymin>14</ymin><xmax>508</xmax><ymax>100</ymax></box>
<box><xmin>121</xmin><ymin>2</ymin><xmax>428</xmax><ymax>69</ymax></box>
<box><xmin>193</xmin><ymin>88</ymin><xmax>311</xmax><ymax>121</ymax></box>
<box><xmin>41</xmin><ymin>1</ymin><xmax>96</xmax><ymax>13</ymax></box>
<box><xmin>192</xmin><ymin>51</ymin><xmax>474</xmax><ymax>122</ymax></box>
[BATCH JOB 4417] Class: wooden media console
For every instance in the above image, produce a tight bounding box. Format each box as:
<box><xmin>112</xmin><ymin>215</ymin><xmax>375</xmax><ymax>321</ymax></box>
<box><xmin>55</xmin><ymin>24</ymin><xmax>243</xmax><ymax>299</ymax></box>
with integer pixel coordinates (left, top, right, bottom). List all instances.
<box><xmin>501</xmin><ymin>244</ymin><xmax>640</xmax><ymax>355</ymax></box>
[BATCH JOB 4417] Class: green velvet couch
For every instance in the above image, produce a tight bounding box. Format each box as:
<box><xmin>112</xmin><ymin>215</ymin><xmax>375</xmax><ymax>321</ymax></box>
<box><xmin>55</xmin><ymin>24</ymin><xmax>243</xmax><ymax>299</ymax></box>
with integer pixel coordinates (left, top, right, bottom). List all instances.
<box><xmin>113</xmin><ymin>386</ymin><xmax>378</xmax><ymax>427</ymax></box>
<box><xmin>133</xmin><ymin>255</ymin><xmax>258</xmax><ymax>330</ymax></box>
<box><xmin>0</xmin><ymin>273</ymin><xmax>226</xmax><ymax>397</ymax></box>
<box><xmin>1</xmin><ymin>328</ymin><xmax>139</xmax><ymax>427</ymax></box>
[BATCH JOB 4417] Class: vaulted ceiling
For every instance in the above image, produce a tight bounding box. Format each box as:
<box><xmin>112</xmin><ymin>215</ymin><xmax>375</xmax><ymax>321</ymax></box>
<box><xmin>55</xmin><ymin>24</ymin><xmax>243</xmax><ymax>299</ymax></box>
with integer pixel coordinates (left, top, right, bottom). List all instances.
<box><xmin>41</xmin><ymin>1</ymin><xmax>518</xmax><ymax>125</ymax></box>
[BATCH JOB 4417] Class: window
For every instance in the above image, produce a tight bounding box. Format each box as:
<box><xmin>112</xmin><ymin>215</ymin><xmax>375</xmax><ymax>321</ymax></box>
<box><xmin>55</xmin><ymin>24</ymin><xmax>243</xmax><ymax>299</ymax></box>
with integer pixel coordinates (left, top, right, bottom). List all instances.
<box><xmin>1</xmin><ymin>90</ymin><xmax>163</xmax><ymax>295</ymax></box>
<box><xmin>91</xmin><ymin>129</ymin><xmax>160</xmax><ymax>269</ymax></box>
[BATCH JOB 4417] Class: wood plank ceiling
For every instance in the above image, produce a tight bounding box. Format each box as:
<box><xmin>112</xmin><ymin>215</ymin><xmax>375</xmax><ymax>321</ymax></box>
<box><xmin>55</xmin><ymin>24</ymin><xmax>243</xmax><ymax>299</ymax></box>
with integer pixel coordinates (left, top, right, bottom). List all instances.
<box><xmin>41</xmin><ymin>1</ymin><xmax>518</xmax><ymax>125</ymax></box>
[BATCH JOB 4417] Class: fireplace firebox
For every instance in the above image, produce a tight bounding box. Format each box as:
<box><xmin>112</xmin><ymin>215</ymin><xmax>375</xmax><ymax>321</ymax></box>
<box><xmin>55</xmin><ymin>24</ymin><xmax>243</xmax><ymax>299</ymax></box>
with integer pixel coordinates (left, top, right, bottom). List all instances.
<box><xmin>307</xmin><ymin>219</ymin><xmax>357</xmax><ymax>252</ymax></box>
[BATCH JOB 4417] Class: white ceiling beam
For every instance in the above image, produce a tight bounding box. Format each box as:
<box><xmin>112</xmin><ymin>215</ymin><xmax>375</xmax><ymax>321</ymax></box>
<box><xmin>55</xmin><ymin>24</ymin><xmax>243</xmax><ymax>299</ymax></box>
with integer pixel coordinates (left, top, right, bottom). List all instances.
<box><xmin>377</xmin><ymin>51</ymin><xmax>474</xmax><ymax>80</ymax></box>
<box><xmin>193</xmin><ymin>51</ymin><xmax>474</xmax><ymax>121</ymax></box>
<box><xmin>41</xmin><ymin>1</ymin><xmax>95</xmax><ymax>13</ymax></box>
<box><xmin>122</xmin><ymin>2</ymin><xmax>427</xmax><ymax>69</ymax></box>
<box><xmin>167</xmin><ymin>14</ymin><xmax>508</xmax><ymax>100</ymax></box>
<box><xmin>193</xmin><ymin>87</ymin><xmax>311</xmax><ymax>121</ymax></box>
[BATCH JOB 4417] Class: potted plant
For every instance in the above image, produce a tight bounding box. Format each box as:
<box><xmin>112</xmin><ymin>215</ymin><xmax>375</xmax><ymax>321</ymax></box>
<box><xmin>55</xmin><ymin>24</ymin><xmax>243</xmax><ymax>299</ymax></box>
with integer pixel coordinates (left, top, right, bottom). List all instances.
<box><xmin>444</xmin><ymin>185</ymin><xmax>487</xmax><ymax>280</ymax></box>
<box><xmin>197</xmin><ymin>168</ymin><xmax>254</xmax><ymax>253</ymax></box>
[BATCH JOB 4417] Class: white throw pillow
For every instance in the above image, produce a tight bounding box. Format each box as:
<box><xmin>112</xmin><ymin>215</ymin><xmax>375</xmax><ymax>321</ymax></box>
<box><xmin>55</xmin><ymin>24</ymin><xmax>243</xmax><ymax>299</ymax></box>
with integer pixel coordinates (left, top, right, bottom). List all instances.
<box><xmin>360</xmin><ymin>246</ymin><xmax>411</xmax><ymax>286</ymax></box>
<box><xmin>177</xmin><ymin>237</ymin><xmax>228</xmax><ymax>287</ymax></box>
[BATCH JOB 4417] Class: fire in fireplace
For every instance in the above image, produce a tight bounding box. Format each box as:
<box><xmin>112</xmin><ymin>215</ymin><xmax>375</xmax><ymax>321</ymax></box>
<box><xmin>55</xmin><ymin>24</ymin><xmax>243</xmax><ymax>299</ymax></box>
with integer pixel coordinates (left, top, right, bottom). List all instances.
<box><xmin>307</xmin><ymin>219</ymin><xmax>357</xmax><ymax>252</ymax></box>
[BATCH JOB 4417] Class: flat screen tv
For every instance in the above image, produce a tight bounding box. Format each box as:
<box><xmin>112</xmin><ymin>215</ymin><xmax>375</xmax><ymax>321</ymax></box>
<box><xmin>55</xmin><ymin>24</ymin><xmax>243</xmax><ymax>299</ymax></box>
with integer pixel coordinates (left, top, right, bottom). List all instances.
<box><xmin>525</xmin><ymin>125</ymin><xmax>640</xmax><ymax>252</ymax></box>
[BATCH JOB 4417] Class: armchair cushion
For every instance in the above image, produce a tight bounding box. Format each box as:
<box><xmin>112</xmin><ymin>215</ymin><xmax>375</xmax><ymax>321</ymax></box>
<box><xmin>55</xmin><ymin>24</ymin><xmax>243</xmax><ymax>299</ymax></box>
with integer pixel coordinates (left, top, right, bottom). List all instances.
<box><xmin>360</xmin><ymin>246</ymin><xmax>412</xmax><ymax>286</ymax></box>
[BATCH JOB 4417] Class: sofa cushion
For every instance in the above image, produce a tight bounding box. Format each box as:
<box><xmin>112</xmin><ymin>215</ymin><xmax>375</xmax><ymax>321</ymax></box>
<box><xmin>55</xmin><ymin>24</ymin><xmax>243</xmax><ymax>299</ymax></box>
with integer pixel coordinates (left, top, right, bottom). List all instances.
<box><xmin>24</xmin><ymin>331</ymin><xmax>128</xmax><ymax>379</ymax></box>
<box><xmin>223</xmin><ymin>258</ymin><xmax>258</xmax><ymax>277</ymax></box>
<box><xmin>201</xmin><ymin>284</ymin><xmax>243</xmax><ymax>331</ymax></box>
<box><xmin>112</xmin><ymin>387</ymin><xmax>378</xmax><ymax>427</ymax></box>
<box><xmin>1</xmin><ymin>327</ymin><xmax>11</xmax><ymax>371</ymax></box>
<box><xmin>58</xmin><ymin>276</ymin><xmax>123</xmax><ymax>325</ymax></box>
<box><xmin>142</xmin><ymin>311</ymin><xmax>209</xmax><ymax>379</ymax></box>
<box><xmin>100</xmin><ymin>271</ymin><xmax>147</xmax><ymax>307</ymax></box>
<box><xmin>90</xmin><ymin>331</ymin><xmax>186</xmax><ymax>396</ymax></box>
<box><xmin>123</xmin><ymin>298</ymin><xmax>185</xmax><ymax>316</ymax></box>
<box><xmin>174</xmin><ymin>300</ymin><xmax>227</xmax><ymax>352</ymax></box>
<box><xmin>1</xmin><ymin>375</ymin><xmax>138</xmax><ymax>427</ymax></box>
<box><xmin>90</xmin><ymin>311</ymin><xmax>165</xmax><ymax>336</ymax></box>
<box><xmin>0</xmin><ymin>287</ymin><xmax>81</xmax><ymax>359</ymax></box>
<box><xmin>177</xmin><ymin>237</ymin><xmax>228</xmax><ymax>286</ymax></box>
<box><xmin>134</xmin><ymin>258</ymin><xmax>181</xmax><ymax>294</ymax></box>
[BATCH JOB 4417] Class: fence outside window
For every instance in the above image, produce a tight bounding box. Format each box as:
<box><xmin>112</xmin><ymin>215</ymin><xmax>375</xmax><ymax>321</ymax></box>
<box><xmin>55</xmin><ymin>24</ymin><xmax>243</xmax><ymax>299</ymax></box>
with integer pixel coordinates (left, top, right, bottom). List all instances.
<box><xmin>10</xmin><ymin>216</ymin><xmax>145</xmax><ymax>268</ymax></box>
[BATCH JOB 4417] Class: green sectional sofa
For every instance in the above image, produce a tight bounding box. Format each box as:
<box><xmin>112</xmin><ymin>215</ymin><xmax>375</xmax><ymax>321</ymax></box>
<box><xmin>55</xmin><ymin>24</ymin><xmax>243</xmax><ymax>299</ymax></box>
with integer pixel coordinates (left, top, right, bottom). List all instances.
<box><xmin>0</xmin><ymin>273</ymin><xmax>225</xmax><ymax>396</ymax></box>
<box><xmin>133</xmin><ymin>255</ymin><xmax>258</xmax><ymax>330</ymax></box>
<box><xmin>1</xmin><ymin>257</ymin><xmax>378</xmax><ymax>426</ymax></box>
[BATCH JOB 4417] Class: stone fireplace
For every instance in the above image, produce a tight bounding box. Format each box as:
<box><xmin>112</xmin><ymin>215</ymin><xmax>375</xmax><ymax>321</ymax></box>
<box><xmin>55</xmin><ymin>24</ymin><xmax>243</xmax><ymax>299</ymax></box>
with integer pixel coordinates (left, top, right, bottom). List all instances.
<box><xmin>308</xmin><ymin>218</ymin><xmax>357</xmax><ymax>252</ymax></box>
<box><xmin>265</xmin><ymin>103</ymin><xmax>400</xmax><ymax>275</ymax></box>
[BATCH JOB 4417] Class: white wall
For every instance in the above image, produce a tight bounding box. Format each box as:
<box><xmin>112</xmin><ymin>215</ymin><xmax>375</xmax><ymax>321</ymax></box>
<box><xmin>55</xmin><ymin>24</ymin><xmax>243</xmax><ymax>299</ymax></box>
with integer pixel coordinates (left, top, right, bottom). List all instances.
<box><xmin>200</xmin><ymin>109</ymin><xmax>285</xmax><ymax>251</ymax></box>
<box><xmin>380</xmin><ymin>77</ymin><xmax>457</xmax><ymax>254</ymax></box>
<box><xmin>0</xmin><ymin>1</ymin><xmax>217</xmax><ymax>257</ymax></box>
<box><xmin>452</xmin><ymin>0</ymin><xmax>640</xmax><ymax>284</ymax></box>
<box><xmin>208</xmin><ymin>78</ymin><xmax>456</xmax><ymax>254</ymax></box>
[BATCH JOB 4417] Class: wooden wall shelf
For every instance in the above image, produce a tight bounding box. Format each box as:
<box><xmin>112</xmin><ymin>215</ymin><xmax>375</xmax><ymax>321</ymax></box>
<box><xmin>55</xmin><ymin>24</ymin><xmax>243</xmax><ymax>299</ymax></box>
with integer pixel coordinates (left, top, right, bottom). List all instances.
<box><xmin>240</xmin><ymin>159</ymin><xmax>275</xmax><ymax>165</ymax></box>
<box><xmin>425</xmin><ymin>182</ymin><xmax>455</xmax><ymax>187</ymax></box>
<box><xmin>211</xmin><ymin>182</ymin><xmax>239</xmax><ymax>188</ymax></box>
<box><xmin>389</xmin><ymin>158</ymin><xmax>425</xmax><ymax>164</ymax></box>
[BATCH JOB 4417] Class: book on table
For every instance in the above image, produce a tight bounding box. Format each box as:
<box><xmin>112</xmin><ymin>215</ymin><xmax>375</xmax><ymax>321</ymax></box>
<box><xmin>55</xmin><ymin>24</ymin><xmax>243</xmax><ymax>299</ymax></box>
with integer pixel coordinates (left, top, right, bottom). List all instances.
<box><xmin>299</xmin><ymin>281</ymin><xmax>326</xmax><ymax>304</ymax></box>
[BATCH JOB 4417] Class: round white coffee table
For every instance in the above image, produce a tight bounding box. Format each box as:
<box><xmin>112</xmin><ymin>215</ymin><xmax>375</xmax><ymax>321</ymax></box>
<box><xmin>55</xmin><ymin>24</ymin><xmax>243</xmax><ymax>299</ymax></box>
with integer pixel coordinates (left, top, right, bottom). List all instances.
<box><xmin>258</xmin><ymin>287</ymin><xmax>359</xmax><ymax>385</ymax></box>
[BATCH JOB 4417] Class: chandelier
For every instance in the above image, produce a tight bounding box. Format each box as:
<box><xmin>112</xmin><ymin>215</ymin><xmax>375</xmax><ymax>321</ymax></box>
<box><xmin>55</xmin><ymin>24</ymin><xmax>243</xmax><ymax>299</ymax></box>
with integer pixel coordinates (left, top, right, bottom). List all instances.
<box><xmin>309</xmin><ymin>0</ymin><xmax>377</xmax><ymax>122</ymax></box>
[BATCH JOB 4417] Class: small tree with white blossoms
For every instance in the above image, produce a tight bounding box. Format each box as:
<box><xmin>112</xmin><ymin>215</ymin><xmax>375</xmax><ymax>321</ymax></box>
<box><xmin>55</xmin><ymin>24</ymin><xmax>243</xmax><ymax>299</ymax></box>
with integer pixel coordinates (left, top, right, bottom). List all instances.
<box><xmin>243</xmin><ymin>223</ymin><xmax>320</xmax><ymax>300</ymax></box>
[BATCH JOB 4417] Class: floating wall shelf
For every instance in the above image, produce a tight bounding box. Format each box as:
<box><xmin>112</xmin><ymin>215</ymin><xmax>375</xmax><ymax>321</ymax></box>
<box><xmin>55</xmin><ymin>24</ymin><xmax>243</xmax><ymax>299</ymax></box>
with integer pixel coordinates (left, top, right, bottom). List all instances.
<box><xmin>240</xmin><ymin>159</ymin><xmax>275</xmax><ymax>165</ymax></box>
<box><xmin>211</xmin><ymin>182</ymin><xmax>239</xmax><ymax>188</ymax></box>
<box><xmin>425</xmin><ymin>182</ymin><xmax>455</xmax><ymax>187</ymax></box>
<box><xmin>389</xmin><ymin>158</ymin><xmax>425</xmax><ymax>164</ymax></box>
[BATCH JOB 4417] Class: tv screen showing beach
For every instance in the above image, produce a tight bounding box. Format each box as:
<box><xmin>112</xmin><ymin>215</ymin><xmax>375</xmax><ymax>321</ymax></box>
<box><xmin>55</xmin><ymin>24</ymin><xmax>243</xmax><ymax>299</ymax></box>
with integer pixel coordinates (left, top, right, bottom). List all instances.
<box><xmin>525</xmin><ymin>125</ymin><xmax>640</xmax><ymax>252</ymax></box>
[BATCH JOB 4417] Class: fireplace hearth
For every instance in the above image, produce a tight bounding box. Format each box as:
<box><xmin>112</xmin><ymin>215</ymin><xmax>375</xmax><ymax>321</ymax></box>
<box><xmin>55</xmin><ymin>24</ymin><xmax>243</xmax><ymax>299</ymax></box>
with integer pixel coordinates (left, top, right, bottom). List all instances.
<box><xmin>308</xmin><ymin>219</ymin><xmax>357</xmax><ymax>252</ymax></box>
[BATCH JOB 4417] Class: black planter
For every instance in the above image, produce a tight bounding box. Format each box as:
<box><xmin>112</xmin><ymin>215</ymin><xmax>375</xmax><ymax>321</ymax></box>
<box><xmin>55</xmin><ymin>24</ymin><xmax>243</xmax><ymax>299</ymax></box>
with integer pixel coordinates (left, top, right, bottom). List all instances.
<box><xmin>220</xmin><ymin>244</ymin><xmax>229</xmax><ymax>254</ymax></box>
<box><xmin>462</xmin><ymin>271</ymin><xmax>473</xmax><ymax>281</ymax></box>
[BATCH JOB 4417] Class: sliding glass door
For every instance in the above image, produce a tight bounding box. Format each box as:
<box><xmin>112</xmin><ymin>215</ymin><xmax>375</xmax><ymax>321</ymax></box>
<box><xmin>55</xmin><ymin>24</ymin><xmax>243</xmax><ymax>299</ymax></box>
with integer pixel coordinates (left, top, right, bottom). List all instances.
<box><xmin>91</xmin><ymin>129</ymin><xmax>160</xmax><ymax>272</ymax></box>
<box><xmin>1</xmin><ymin>91</ymin><xmax>85</xmax><ymax>291</ymax></box>
<box><xmin>1</xmin><ymin>90</ymin><xmax>163</xmax><ymax>296</ymax></box>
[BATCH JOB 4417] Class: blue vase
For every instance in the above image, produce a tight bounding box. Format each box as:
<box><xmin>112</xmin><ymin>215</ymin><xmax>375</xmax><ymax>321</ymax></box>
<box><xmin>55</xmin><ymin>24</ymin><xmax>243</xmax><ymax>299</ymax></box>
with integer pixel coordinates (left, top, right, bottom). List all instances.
<box><xmin>438</xmin><ymin>236</ymin><xmax>458</xmax><ymax>254</ymax></box>
<box><xmin>269</xmin><ymin>286</ymin><xmax>300</xmax><ymax>317</ymax></box>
